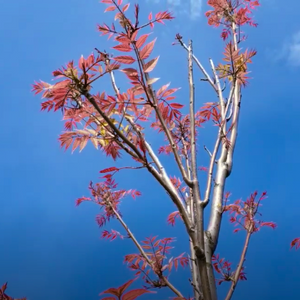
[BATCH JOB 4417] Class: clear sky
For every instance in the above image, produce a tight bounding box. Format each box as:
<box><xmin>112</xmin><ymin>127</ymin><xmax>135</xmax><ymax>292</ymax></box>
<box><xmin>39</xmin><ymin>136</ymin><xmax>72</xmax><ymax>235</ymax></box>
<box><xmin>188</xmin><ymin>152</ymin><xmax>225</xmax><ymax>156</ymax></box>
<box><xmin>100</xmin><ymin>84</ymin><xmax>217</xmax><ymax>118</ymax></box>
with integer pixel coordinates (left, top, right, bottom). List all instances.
<box><xmin>1</xmin><ymin>0</ymin><xmax>300</xmax><ymax>299</ymax></box>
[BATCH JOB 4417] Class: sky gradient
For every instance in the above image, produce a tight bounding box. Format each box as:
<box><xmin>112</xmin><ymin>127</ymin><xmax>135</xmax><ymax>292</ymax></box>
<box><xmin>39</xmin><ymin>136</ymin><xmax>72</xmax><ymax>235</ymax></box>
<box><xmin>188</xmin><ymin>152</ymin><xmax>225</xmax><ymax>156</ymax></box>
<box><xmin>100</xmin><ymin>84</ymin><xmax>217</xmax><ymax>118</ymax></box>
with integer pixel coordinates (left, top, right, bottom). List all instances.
<box><xmin>1</xmin><ymin>0</ymin><xmax>300</xmax><ymax>299</ymax></box>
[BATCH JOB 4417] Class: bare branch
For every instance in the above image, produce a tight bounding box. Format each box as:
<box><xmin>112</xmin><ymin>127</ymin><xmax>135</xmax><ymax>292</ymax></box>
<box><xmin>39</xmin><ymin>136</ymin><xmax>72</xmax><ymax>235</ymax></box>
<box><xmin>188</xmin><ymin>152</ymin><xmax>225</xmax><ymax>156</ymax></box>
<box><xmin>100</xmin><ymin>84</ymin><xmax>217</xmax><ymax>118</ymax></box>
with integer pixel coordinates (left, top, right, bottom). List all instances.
<box><xmin>226</xmin><ymin>100</ymin><xmax>233</xmax><ymax>122</ymax></box>
<box><xmin>224</xmin><ymin>231</ymin><xmax>251</xmax><ymax>300</ymax></box>
<box><xmin>225</xmin><ymin>85</ymin><xmax>235</xmax><ymax>122</ymax></box>
<box><xmin>182</xmin><ymin>137</ymin><xmax>202</xmax><ymax>300</ymax></box>
<box><xmin>204</xmin><ymin>145</ymin><xmax>213</xmax><ymax>158</ymax></box>
<box><xmin>144</xmin><ymin>140</ymin><xmax>192</xmax><ymax>229</ymax></box>
<box><xmin>176</xmin><ymin>35</ymin><xmax>217</xmax><ymax>94</ymax></box>
<box><xmin>209</xmin><ymin>58</ymin><xmax>225</xmax><ymax>120</ymax></box>
<box><xmin>202</xmin><ymin>135</ymin><xmax>222</xmax><ymax>207</ymax></box>
<box><xmin>188</xmin><ymin>40</ymin><xmax>212</xmax><ymax>300</ymax></box>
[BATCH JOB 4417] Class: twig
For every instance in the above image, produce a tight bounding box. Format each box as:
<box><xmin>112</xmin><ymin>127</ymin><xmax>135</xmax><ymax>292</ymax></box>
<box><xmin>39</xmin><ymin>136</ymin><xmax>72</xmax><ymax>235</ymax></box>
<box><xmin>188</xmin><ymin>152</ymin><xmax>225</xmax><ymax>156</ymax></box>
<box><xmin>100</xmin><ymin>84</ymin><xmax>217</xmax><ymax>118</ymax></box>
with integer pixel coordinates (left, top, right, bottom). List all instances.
<box><xmin>202</xmin><ymin>135</ymin><xmax>222</xmax><ymax>207</ymax></box>
<box><xmin>176</xmin><ymin>35</ymin><xmax>217</xmax><ymax>94</ymax></box>
<box><xmin>224</xmin><ymin>231</ymin><xmax>251</xmax><ymax>300</ymax></box>
<box><xmin>225</xmin><ymin>85</ymin><xmax>235</xmax><ymax>121</ymax></box>
<box><xmin>226</xmin><ymin>100</ymin><xmax>233</xmax><ymax>122</ymax></box>
<box><xmin>204</xmin><ymin>145</ymin><xmax>213</xmax><ymax>158</ymax></box>
<box><xmin>209</xmin><ymin>59</ymin><xmax>225</xmax><ymax>120</ymax></box>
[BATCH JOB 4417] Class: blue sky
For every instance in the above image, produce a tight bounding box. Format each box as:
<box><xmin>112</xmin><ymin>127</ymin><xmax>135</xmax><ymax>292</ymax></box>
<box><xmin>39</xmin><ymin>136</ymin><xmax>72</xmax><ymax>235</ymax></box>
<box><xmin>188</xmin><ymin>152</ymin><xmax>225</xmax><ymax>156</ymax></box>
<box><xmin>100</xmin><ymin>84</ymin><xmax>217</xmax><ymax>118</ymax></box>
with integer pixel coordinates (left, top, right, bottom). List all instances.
<box><xmin>1</xmin><ymin>0</ymin><xmax>300</xmax><ymax>299</ymax></box>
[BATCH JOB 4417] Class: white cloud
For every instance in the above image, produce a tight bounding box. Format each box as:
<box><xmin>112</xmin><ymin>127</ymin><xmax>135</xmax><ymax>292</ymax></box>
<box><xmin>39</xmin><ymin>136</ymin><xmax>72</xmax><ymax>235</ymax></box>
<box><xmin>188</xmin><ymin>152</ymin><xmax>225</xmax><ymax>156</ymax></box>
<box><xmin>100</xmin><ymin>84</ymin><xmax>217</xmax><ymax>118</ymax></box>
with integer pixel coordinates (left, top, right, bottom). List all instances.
<box><xmin>147</xmin><ymin>0</ymin><xmax>203</xmax><ymax>20</ymax></box>
<box><xmin>272</xmin><ymin>30</ymin><xmax>300</xmax><ymax>67</ymax></box>
<box><xmin>190</xmin><ymin>0</ymin><xmax>202</xmax><ymax>20</ymax></box>
<box><xmin>287</xmin><ymin>31</ymin><xmax>300</xmax><ymax>66</ymax></box>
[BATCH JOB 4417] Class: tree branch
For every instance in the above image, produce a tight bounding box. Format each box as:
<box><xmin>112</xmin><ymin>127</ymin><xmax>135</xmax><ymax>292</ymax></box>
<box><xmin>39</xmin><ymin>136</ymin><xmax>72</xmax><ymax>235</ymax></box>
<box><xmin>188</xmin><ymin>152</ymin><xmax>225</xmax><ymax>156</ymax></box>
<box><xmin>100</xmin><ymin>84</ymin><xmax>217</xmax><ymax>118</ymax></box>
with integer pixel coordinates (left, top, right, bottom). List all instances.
<box><xmin>202</xmin><ymin>135</ymin><xmax>222</xmax><ymax>207</ymax></box>
<box><xmin>176</xmin><ymin>36</ymin><xmax>217</xmax><ymax>94</ymax></box>
<box><xmin>209</xmin><ymin>59</ymin><xmax>225</xmax><ymax>120</ymax></box>
<box><xmin>224</xmin><ymin>231</ymin><xmax>251</xmax><ymax>300</ymax></box>
<box><xmin>103</xmin><ymin>60</ymin><xmax>193</xmax><ymax>237</ymax></box>
<box><xmin>80</xmin><ymin>89</ymin><xmax>145</xmax><ymax>162</ymax></box>
<box><xmin>188</xmin><ymin>40</ymin><xmax>212</xmax><ymax>300</ymax></box>
<box><xmin>182</xmin><ymin>137</ymin><xmax>202</xmax><ymax>300</ymax></box>
<box><xmin>103</xmin><ymin>195</ymin><xmax>184</xmax><ymax>298</ymax></box>
<box><xmin>72</xmin><ymin>96</ymin><xmax>140</xmax><ymax>159</ymax></box>
<box><xmin>206</xmin><ymin>20</ymin><xmax>241</xmax><ymax>262</ymax></box>
<box><xmin>225</xmin><ymin>23</ymin><xmax>240</xmax><ymax>177</ymax></box>
<box><xmin>131</xmin><ymin>43</ymin><xmax>193</xmax><ymax>188</ymax></box>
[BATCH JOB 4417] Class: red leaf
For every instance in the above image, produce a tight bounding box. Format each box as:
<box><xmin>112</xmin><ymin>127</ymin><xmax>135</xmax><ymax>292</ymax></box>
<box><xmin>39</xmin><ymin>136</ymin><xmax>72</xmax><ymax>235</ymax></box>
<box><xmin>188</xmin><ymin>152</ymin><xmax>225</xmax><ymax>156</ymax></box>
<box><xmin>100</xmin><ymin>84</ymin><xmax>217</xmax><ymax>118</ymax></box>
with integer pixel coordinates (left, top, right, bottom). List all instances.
<box><xmin>130</xmin><ymin>30</ymin><xmax>138</xmax><ymax>42</ymax></box>
<box><xmin>170</xmin><ymin>103</ymin><xmax>184</xmax><ymax>109</ymax></box>
<box><xmin>174</xmin><ymin>259</ymin><xmax>178</xmax><ymax>270</ymax></box>
<box><xmin>199</xmin><ymin>166</ymin><xmax>208</xmax><ymax>172</ymax></box>
<box><xmin>1</xmin><ymin>282</ymin><xmax>7</xmax><ymax>293</ymax></box>
<box><xmin>122</xmin><ymin>288</ymin><xmax>153</xmax><ymax>300</ymax></box>
<box><xmin>121</xmin><ymin>68</ymin><xmax>139</xmax><ymax>80</ymax></box>
<box><xmin>99</xmin><ymin>167</ymin><xmax>119</xmax><ymax>173</ymax></box>
<box><xmin>79</xmin><ymin>136</ymin><xmax>88</xmax><ymax>152</ymax></box>
<box><xmin>78</xmin><ymin>55</ymin><xmax>85</xmax><ymax>70</ymax></box>
<box><xmin>100</xmin><ymin>279</ymin><xmax>136</xmax><ymax>298</ymax></box>
<box><xmin>113</xmin><ymin>56</ymin><xmax>136</xmax><ymax>64</ymax></box>
<box><xmin>156</xmin><ymin>83</ymin><xmax>170</xmax><ymax>97</ymax></box>
<box><xmin>136</xmin><ymin>34</ymin><xmax>150</xmax><ymax>49</ymax></box>
<box><xmin>113</xmin><ymin>44</ymin><xmax>132</xmax><ymax>52</ymax></box>
<box><xmin>75</xmin><ymin>196</ymin><xmax>91</xmax><ymax>206</ymax></box>
<box><xmin>143</xmin><ymin>56</ymin><xmax>159</xmax><ymax>73</ymax></box>
<box><xmin>72</xmin><ymin>137</ymin><xmax>81</xmax><ymax>153</ymax></box>
<box><xmin>130</xmin><ymin>189</ymin><xmax>141</xmax><ymax>199</ymax></box>
<box><xmin>139</xmin><ymin>38</ymin><xmax>156</xmax><ymax>60</ymax></box>
<box><xmin>162</xmin><ymin>87</ymin><xmax>179</xmax><ymax>98</ymax></box>
<box><xmin>291</xmin><ymin>237</ymin><xmax>300</xmax><ymax>250</ymax></box>
<box><xmin>260</xmin><ymin>222</ymin><xmax>277</xmax><ymax>229</ymax></box>
<box><xmin>167</xmin><ymin>211</ymin><xmax>182</xmax><ymax>226</ymax></box>
<box><xmin>101</xmin><ymin>230</ymin><xmax>124</xmax><ymax>241</ymax></box>
<box><xmin>118</xmin><ymin>279</ymin><xmax>136</xmax><ymax>296</ymax></box>
<box><xmin>122</xmin><ymin>3</ymin><xmax>130</xmax><ymax>12</ymax></box>
<box><xmin>104</xmin><ymin>6</ymin><xmax>116</xmax><ymax>12</ymax></box>
<box><xmin>138</xmin><ymin>139</ymin><xmax>146</xmax><ymax>154</ymax></box>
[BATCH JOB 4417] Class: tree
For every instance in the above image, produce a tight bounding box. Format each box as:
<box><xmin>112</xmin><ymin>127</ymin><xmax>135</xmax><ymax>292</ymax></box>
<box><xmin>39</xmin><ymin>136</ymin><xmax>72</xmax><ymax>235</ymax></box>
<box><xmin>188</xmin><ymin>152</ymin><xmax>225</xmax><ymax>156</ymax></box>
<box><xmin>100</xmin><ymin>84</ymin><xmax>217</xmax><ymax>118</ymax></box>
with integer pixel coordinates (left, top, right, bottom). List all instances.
<box><xmin>31</xmin><ymin>0</ymin><xmax>277</xmax><ymax>299</ymax></box>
